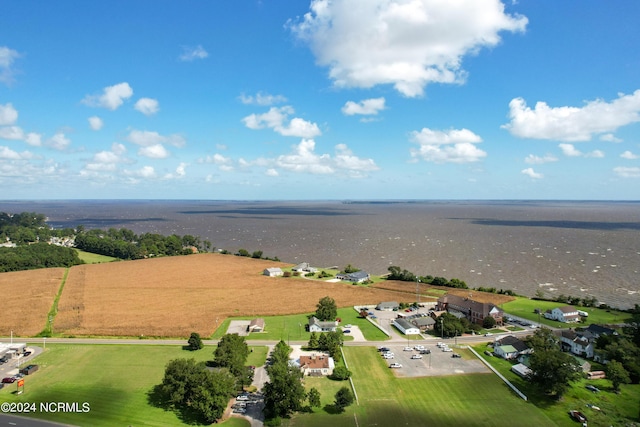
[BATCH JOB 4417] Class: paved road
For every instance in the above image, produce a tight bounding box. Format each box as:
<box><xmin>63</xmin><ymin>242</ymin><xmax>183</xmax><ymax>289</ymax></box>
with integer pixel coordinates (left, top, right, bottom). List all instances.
<box><xmin>0</xmin><ymin>414</ymin><xmax>72</xmax><ymax>427</ymax></box>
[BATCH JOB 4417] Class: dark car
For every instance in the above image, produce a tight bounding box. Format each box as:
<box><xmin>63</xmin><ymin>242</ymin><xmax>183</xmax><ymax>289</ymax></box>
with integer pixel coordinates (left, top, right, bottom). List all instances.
<box><xmin>2</xmin><ymin>377</ymin><xmax>16</xmax><ymax>384</ymax></box>
<box><xmin>452</xmin><ymin>353</ymin><xmax>462</xmax><ymax>358</ymax></box>
<box><xmin>23</xmin><ymin>351</ymin><xmax>32</xmax><ymax>357</ymax></box>
<box><xmin>585</xmin><ymin>385</ymin><xmax>600</xmax><ymax>393</ymax></box>
<box><xmin>420</xmin><ymin>349</ymin><xmax>431</xmax><ymax>354</ymax></box>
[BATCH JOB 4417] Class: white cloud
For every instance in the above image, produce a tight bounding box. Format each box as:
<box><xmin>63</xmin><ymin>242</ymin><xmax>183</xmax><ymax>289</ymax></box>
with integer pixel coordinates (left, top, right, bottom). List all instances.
<box><xmin>201</xmin><ymin>153</ymin><xmax>234</xmax><ymax>171</ymax></box>
<box><xmin>0</xmin><ymin>103</ymin><xmax>18</xmax><ymax>125</ymax></box>
<box><xmin>0</xmin><ymin>46</ymin><xmax>20</xmax><ymax>85</ymax></box>
<box><xmin>134</xmin><ymin>98</ymin><xmax>160</xmax><ymax>116</ymax></box>
<box><xmin>124</xmin><ymin>166</ymin><xmax>156</xmax><ymax>179</ymax></box>
<box><xmin>47</xmin><ymin>133</ymin><xmax>71</xmax><ymax>151</ymax></box>
<box><xmin>290</xmin><ymin>0</ymin><xmax>527</xmax><ymax>97</ymax></box>
<box><xmin>82</xmin><ymin>82</ymin><xmax>133</xmax><ymax>110</ymax></box>
<box><xmin>179</xmin><ymin>45</ymin><xmax>208</xmax><ymax>61</ymax></box>
<box><xmin>342</xmin><ymin>97</ymin><xmax>386</xmax><ymax>116</ymax></box>
<box><xmin>242</xmin><ymin>106</ymin><xmax>321</xmax><ymax>138</ymax></box>
<box><xmin>0</xmin><ymin>126</ymin><xmax>24</xmax><ymax>140</ymax></box>
<box><xmin>621</xmin><ymin>150</ymin><xmax>639</xmax><ymax>160</ymax></box>
<box><xmin>613</xmin><ymin>166</ymin><xmax>640</xmax><ymax>178</ymax></box>
<box><xmin>410</xmin><ymin>127</ymin><xmax>486</xmax><ymax>163</ymax></box>
<box><xmin>276</xmin><ymin>139</ymin><xmax>378</xmax><ymax>176</ymax></box>
<box><xmin>0</xmin><ymin>145</ymin><xmax>33</xmax><ymax>160</ymax></box>
<box><xmin>239</xmin><ymin>92</ymin><xmax>287</xmax><ymax>106</ymax></box>
<box><xmin>88</xmin><ymin>116</ymin><xmax>103</xmax><ymax>131</ymax></box>
<box><xmin>503</xmin><ymin>90</ymin><xmax>640</xmax><ymax>141</ymax></box>
<box><xmin>125</xmin><ymin>129</ymin><xmax>185</xmax><ymax>159</ymax></box>
<box><xmin>521</xmin><ymin>167</ymin><xmax>543</xmax><ymax>179</ymax></box>
<box><xmin>138</xmin><ymin>144</ymin><xmax>169</xmax><ymax>159</ymax></box>
<box><xmin>559</xmin><ymin>143</ymin><xmax>605</xmax><ymax>158</ymax></box>
<box><xmin>600</xmin><ymin>133</ymin><xmax>622</xmax><ymax>143</ymax></box>
<box><xmin>83</xmin><ymin>143</ymin><xmax>128</xmax><ymax>174</ymax></box>
<box><xmin>524</xmin><ymin>154</ymin><xmax>558</xmax><ymax>164</ymax></box>
<box><xmin>265</xmin><ymin>168</ymin><xmax>279</xmax><ymax>177</ymax></box>
<box><xmin>24</xmin><ymin>133</ymin><xmax>41</xmax><ymax>147</ymax></box>
<box><xmin>164</xmin><ymin>162</ymin><xmax>188</xmax><ymax>179</ymax></box>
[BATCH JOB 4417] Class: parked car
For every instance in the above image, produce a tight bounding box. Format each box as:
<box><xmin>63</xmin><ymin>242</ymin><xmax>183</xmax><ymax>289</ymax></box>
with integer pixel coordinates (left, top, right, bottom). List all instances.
<box><xmin>411</xmin><ymin>354</ymin><xmax>423</xmax><ymax>359</ymax></box>
<box><xmin>442</xmin><ymin>347</ymin><xmax>453</xmax><ymax>352</ymax></box>
<box><xmin>586</xmin><ymin>385</ymin><xmax>600</xmax><ymax>393</ymax></box>
<box><xmin>420</xmin><ymin>349</ymin><xmax>431</xmax><ymax>354</ymax></box>
<box><xmin>414</xmin><ymin>345</ymin><xmax>425</xmax><ymax>351</ymax></box>
<box><xmin>236</xmin><ymin>395</ymin><xmax>249</xmax><ymax>401</ymax></box>
<box><xmin>452</xmin><ymin>353</ymin><xmax>462</xmax><ymax>358</ymax></box>
<box><xmin>403</xmin><ymin>347</ymin><xmax>413</xmax><ymax>352</ymax></box>
<box><xmin>382</xmin><ymin>354</ymin><xmax>394</xmax><ymax>359</ymax></box>
<box><xmin>23</xmin><ymin>351</ymin><xmax>32</xmax><ymax>357</ymax></box>
<box><xmin>2</xmin><ymin>377</ymin><xmax>16</xmax><ymax>384</ymax></box>
<box><xmin>345</xmin><ymin>324</ymin><xmax>352</xmax><ymax>328</ymax></box>
<box><xmin>389</xmin><ymin>363</ymin><xmax>402</xmax><ymax>368</ymax></box>
<box><xmin>378</xmin><ymin>347</ymin><xmax>390</xmax><ymax>352</ymax></box>
<box><xmin>343</xmin><ymin>329</ymin><xmax>351</xmax><ymax>334</ymax></box>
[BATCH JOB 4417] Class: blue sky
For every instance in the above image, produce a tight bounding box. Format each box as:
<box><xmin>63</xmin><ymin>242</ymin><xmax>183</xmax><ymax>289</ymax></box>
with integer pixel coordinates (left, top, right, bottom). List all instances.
<box><xmin>1</xmin><ymin>0</ymin><xmax>639</xmax><ymax>200</ymax></box>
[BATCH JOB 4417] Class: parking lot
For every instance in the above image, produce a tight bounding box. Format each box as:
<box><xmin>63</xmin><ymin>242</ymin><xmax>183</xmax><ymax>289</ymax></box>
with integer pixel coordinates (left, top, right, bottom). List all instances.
<box><xmin>378</xmin><ymin>344</ymin><xmax>490</xmax><ymax>378</ymax></box>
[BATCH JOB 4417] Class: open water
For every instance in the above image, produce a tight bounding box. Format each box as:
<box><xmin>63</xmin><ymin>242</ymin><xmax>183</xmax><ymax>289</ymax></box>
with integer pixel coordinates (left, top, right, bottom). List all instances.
<box><xmin>2</xmin><ymin>200</ymin><xmax>639</xmax><ymax>309</ymax></box>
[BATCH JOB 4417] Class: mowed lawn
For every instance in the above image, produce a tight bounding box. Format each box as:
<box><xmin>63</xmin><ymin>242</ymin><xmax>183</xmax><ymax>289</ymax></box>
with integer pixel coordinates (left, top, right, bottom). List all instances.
<box><xmin>501</xmin><ymin>297</ymin><xmax>631</xmax><ymax>326</ymax></box>
<box><xmin>0</xmin><ymin>344</ymin><xmax>267</xmax><ymax>426</ymax></box>
<box><xmin>285</xmin><ymin>347</ymin><xmax>555</xmax><ymax>427</ymax></box>
<box><xmin>214</xmin><ymin>307</ymin><xmax>389</xmax><ymax>342</ymax></box>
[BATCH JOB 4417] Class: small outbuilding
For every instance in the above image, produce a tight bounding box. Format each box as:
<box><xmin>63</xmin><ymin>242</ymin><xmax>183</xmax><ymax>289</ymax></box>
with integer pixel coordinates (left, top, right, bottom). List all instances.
<box><xmin>247</xmin><ymin>318</ymin><xmax>265</xmax><ymax>333</ymax></box>
<box><xmin>376</xmin><ymin>301</ymin><xmax>399</xmax><ymax>311</ymax></box>
<box><xmin>263</xmin><ymin>267</ymin><xmax>283</xmax><ymax>277</ymax></box>
<box><xmin>392</xmin><ymin>318</ymin><xmax>420</xmax><ymax>335</ymax></box>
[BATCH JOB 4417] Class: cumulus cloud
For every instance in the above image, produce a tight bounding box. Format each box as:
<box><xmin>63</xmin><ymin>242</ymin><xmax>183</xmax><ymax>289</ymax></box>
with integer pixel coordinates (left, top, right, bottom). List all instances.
<box><xmin>47</xmin><ymin>133</ymin><xmax>71</xmax><ymax>151</ymax></box>
<box><xmin>88</xmin><ymin>116</ymin><xmax>103</xmax><ymax>131</ymax></box>
<box><xmin>0</xmin><ymin>103</ymin><xmax>18</xmax><ymax>125</ymax></box>
<box><xmin>24</xmin><ymin>133</ymin><xmax>41</xmax><ymax>147</ymax></box>
<box><xmin>0</xmin><ymin>126</ymin><xmax>24</xmax><ymax>141</ymax></box>
<box><xmin>342</xmin><ymin>98</ymin><xmax>386</xmax><ymax>116</ymax></box>
<box><xmin>266</xmin><ymin>168</ymin><xmax>279</xmax><ymax>177</ymax></box>
<box><xmin>138</xmin><ymin>144</ymin><xmax>169</xmax><ymax>159</ymax></box>
<box><xmin>134</xmin><ymin>98</ymin><xmax>160</xmax><ymax>116</ymax></box>
<box><xmin>82</xmin><ymin>82</ymin><xmax>133</xmax><ymax>110</ymax></box>
<box><xmin>275</xmin><ymin>139</ymin><xmax>379</xmax><ymax>176</ymax></box>
<box><xmin>164</xmin><ymin>162</ymin><xmax>188</xmax><ymax>179</ymax></box>
<box><xmin>0</xmin><ymin>46</ymin><xmax>21</xmax><ymax>85</ymax></box>
<box><xmin>242</xmin><ymin>106</ymin><xmax>321</xmax><ymax>138</ymax></box>
<box><xmin>410</xmin><ymin>127</ymin><xmax>487</xmax><ymax>163</ymax></box>
<box><xmin>82</xmin><ymin>143</ymin><xmax>128</xmax><ymax>174</ymax></box>
<box><xmin>126</xmin><ymin>129</ymin><xmax>185</xmax><ymax>147</ymax></box>
<box><xmin>503</xmin><ymin>90</ymin><xmax>640</xmax><ymax>141</ymax></box>
<box><xmin>239</xmin><ymin>92</ymin><xmax>287</xmax><ymax>106</ymax></box>
<box><xmin>0</xmin><ymin>145</ymin><xmax>33</xmax><ymax>160</ymax></box>
<box><xmin>201</xmin><ymin>153</ymin><xmax>234</xmax><ymax>171</ymax></box>
<box><xmin>521</xmin><ymin>167</ymin><xmax>543</xmax><ymax>179</ymax></box>
<box><xmin>559</xmin><ymin>143</ymin><xmax>604</xmax><ymax>158</ymax></box>
<box><xmin>524</xmin><ymin>154</ymin><xmax>558</xmax><ymax>164</ymax></box>
<box><xmin>614</xmin><ymin>167</ymin><xmax>640</xmax><ymax>178</ymax></box>
<box><xmin>179</xmin><ymin>45</ymin><xmax>208</xmax><ymax>61</ymax></box>
<box><xmin>600</xmin><ymin>133</ymin><xmax>622</xmax><ymax>143</ymax></box>
<box><xmin>124</xmin><ymin>166</ymin><xmax>156</xmax><ymax>179</ymax></box>
<box><xmin>621</xmin><ymin>150</ymin><xmax>639</xmax><ymax>160</ymax></box>
<box><xmin>289</xmin><ymin>0</ymin><xmax>527</xmax><ymax>97</ymax></box>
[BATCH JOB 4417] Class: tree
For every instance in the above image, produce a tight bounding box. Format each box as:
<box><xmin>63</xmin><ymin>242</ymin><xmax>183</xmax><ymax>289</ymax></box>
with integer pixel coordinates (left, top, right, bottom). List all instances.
<box><xmin>315</xmin><ymin>296</ymin><xmax>337</xmax><ymax>321</ymax></box>
<box><xmin>606</xmin><ymin>360</ymin><xmax>631</xmax><ymax>392</ymax></box>
<box><xmin>343</xmin><ymin>264</ymin><xmax>360</xmax><ymax>273</ymax></box>
<box><xmin>308</xmin><ymin>332</ymin><xmax>319</xmax><ymax>350</ymax></box>
<box><xmin>214</xmin><ymin>333</ymin><xmax>250</xmax><ymax>386</ymax></box>
<box><xmin>526</xmin><ymin>328</ymin><xmax>582</xmax><ymax>398</ymax></box>
<box><xmin>334</xmin><ymin>386</ymin><xmax>354</xmax><ymax>412</ymax></box>
<box><xmin>237</xmin><ymin>248</ymin><xmax>250</xmax><ymax>257</ymax></box>
<box><xmin>330</xmin><ymin>366</ymin><xmax>351</xmax><ymax>381</ymax></box>
<box><xmin>307</xmin><ymin>387</ymin><xmax>321</xmax><ymax>408</ymax></box>
<box><xmin>160</xmin><ymin>358</ymin><xmax>235</xmax><ymax>423</ymax></box>
<box><xmin>264</xmin><ymin>341</ymin><xmax>306</xmax><ymax>419</ymax></box>
<box><xmin>187</xmin><ymin>332</ymin><xmax>204</xmax><ymax>351</ymax></box>
<box><xmin>483</xmin><ymin>316</ymin><xmax>496</xmax><ymax>329</ymax></box>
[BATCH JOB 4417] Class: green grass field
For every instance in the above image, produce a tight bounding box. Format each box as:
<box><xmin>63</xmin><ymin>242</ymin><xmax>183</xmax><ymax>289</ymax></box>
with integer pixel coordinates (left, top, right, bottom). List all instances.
<box><xmin>474</xmin><ymin>343</ymin><xmax>640</xmax><ymax>426</ymax></box>
<box><xmin>285</xmin><ymin>346</ymin><xmax>555</xmax><ymax>427</ymax></box>
<box><xmin>0</xmin><ymin>344</ymin><xmax>267</xmax><ymax>426</ymax></box>
<box><xmin>74</xmin><ymin>249</ymin><xmax>118</xmax><ymax>264</ymax></box>
<box><xmin>212</xmin><ymin>307</ymin><xmax>389</xmax><ymax>342</ymax></box>
<box><xmin>501</xmin><ymin>297</ymin><xmax>631</xmax><ymax>327</ymax></box>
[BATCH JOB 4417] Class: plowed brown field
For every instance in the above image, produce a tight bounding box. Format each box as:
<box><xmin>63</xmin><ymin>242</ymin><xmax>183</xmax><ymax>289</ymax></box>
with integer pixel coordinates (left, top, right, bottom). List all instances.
<box><xmin>54</xmin><ymin>254</ymin><xmax>407</xmax><ymax>337</ymax></box>
<box><xmin>0</xmin><ymin>268</ymin><xmax>65</xmax><ymax>336</ymax></box>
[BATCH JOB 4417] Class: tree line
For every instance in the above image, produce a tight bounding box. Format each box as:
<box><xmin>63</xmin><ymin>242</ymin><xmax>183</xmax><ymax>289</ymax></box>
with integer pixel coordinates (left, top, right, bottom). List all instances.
<box><xmin>0</xmin><ymin>243</ymin><xmax>83</xmax><ymax>272</ymax></box>
<box><xmin>387</xmin><ymin>265</ymin><xmax>469</xmax><ymax>289</ymax></box>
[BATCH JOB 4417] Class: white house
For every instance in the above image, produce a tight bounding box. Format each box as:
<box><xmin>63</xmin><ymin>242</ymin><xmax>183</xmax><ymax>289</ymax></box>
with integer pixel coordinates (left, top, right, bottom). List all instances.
<box><xmin>336</xmin><ymin>271</ymin><xmax>370</xmax><ymax>283</ymax></box>
<box><xmin>493</xmin><ymin>335</ymin><xmax>531</xmax><ymax>360</ymax></box>
<box><xmin>299</xmin><ymin>354</ymin><xmax>335</xmax><ymax>376</ymax></box>
<box><xmin>263</xmin><ymin>267</ymin><xmax>283</xmax><ymax>277</ymax></box>
<box><xmin>308</xmin><ymin>316</ymin><xmax>337</xmax><ymax>333</ymax></box>
<box><xmin>560</xmin><ymin>329</ymin><xmax>595</xmax><ymax>358</ymax></box>
<box><xmin>292</xmin><ymin>262</ymin><xmax>317</xmax><ymax>273</ymax></box>
<box><xmin>392</xmin><ymin>318</ymin><xmax>420</xmax><ymax>335</ymax></box>
<box><xmin>546</xmin><ymin>306</ymin><xmax>580</xmax><ymax>323</ymax></box>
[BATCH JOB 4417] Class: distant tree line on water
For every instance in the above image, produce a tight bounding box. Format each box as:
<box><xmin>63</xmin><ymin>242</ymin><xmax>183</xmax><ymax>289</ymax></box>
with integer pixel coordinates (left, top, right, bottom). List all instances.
<box><xmin>0</xmin><ymin>243</ymin><xmax>83</xmax><ymax>272</ymax></box>
<box><xmin>387</xmin><ymin>265</ymin><xmax>469</xmax><ymax>289</ymax></box>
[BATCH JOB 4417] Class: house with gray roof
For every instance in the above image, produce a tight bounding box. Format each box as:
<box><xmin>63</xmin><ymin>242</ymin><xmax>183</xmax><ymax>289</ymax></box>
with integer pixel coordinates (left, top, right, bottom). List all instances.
<box><xmin>308</xmin><ymin>316</ymin><xmax>337</xmax><ymax>333</ymax></box>
<box><xmin>376</xmin><ymin>301</ymin><xmax>399</xmax><ymax>311</ymax></box>
<box><xmin>336</xmin><ymin>271</ymin><xmax>370</xmax><ymax>283</ymax></box>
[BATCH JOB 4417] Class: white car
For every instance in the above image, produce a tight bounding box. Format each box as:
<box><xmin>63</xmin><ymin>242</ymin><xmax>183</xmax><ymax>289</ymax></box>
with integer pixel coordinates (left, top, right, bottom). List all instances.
<box><xmin>236</xmin><ymin>395</ymin><xmax>249</xmax><ymax>401</ymax></box>
<box><xmin>414</xmin><ymin>345</ymin><xmax>425</xmax><ymax>351</ymax></box>
<box><xmin>411</xmin><ymin>354</ymin><xmax>423</xmax><ymax>359</ymax></box>
<box><xmin>403</xmin><ymin>347</ymin><xmax>413</xmax><ymax>352</ymax></box>
<box><xmin>383</xmin><ymin>354</ymin><xmax>394</xmax><ymax>359</ymax></box>
<box><xmin>437</xmin><ymin>342</ymin><xmax>445</xmax><ymax>347</ymax></box>
<box><xmin>442</xmin><ymin>347</ymin><xmax>453</xmax><ymax>352</ymax></box>
<box><xmin>389</xmin><ymin>363</ymin><xmax>403</xmax><ymax>368</ymax></box>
